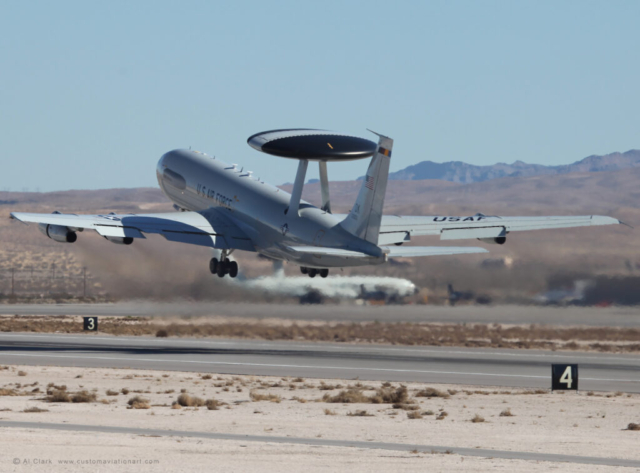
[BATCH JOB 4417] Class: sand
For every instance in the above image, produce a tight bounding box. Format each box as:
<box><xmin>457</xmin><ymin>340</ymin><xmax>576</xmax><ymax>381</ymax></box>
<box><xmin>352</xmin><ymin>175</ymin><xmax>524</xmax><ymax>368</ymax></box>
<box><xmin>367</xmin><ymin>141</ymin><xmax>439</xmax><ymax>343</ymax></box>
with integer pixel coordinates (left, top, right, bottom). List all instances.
<box><xmin>1</xmin><ymin>365</ymin><xmax>639</xmax><ymax>472</ymax></box>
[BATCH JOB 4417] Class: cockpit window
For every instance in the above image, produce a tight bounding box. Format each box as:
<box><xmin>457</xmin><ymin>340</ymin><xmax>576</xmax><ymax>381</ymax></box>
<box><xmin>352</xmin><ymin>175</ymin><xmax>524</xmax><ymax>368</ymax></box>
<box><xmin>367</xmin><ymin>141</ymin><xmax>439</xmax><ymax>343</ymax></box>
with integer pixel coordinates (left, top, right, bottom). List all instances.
<box><xmin>163</xmin><ymin>168</ymin><xmax>187</xmax><ymax>190</ymax></box>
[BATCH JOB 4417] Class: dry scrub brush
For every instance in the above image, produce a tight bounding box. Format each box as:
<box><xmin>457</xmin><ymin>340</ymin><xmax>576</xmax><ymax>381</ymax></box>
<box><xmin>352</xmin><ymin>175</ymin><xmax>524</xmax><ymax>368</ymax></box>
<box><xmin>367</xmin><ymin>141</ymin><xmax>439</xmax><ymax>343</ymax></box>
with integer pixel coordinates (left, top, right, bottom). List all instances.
<box><xmin>176</xmin><ymin>393</ymin><xmax>205</xmax><ymax>407</ymax></box>
<box><xmin>71</xmin><ymin>391</ymin><xmax>98</xmax><ymax>403</ymax></box>
<box><xmin>128</xmin><ymin>396</ymin><xmax>151</xmax><ymax>409</ymax></box>
<box><xmin>415</xmin><ymin>387</ymin><xmax>450</xmax><ymax>399</ymax></box>
<box><xmin>205</xmin><ymin>399</ymin><xmax>221</xmax><ymax>410</ymax></box>
<box><xmin>23</xmin><ymin>407</ymin><xmax>48</xmax><ymax>413</ymax></box>
<box><xmin>471</xmin><ymin>414</ymin><xmax>485</xmax><ymax>423</ymax></box>
<box><xmin>250</xmin><ymin>391</ymin><xmax>282</xmax><ymax>403</ymax></box>
<box><xmin>45</xmin><ymin>389</ymin><xmax>97</xmax><ymax>403</ymax></box>
<box><xmin>45</xmin><ymin>390</ymin><xmax>71</xmax><ymax>403</ymax></box>
<box><xmin>322</xmin><ymin>385</ymin><xmax>410</xmax><ymax>405</ymax></box>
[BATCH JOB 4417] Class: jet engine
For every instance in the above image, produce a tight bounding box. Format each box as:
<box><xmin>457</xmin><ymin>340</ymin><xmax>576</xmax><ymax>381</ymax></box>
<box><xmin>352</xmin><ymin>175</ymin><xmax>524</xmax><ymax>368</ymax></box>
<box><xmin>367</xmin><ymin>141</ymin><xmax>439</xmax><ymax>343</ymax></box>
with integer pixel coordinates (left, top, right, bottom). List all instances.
<box><xmin>478</xmin><ymin>236</ymin><xmax>506</xmax><ymax>245</ymax></box>
<box><xmin>38</xmin><ymin>224</ymin><xmax>77</xmax><ymax>243</ymax></box>
<box><xmin>103</xmin><ymin>236</ymin><xmax>133</xmax><ymax>245</ymax></box>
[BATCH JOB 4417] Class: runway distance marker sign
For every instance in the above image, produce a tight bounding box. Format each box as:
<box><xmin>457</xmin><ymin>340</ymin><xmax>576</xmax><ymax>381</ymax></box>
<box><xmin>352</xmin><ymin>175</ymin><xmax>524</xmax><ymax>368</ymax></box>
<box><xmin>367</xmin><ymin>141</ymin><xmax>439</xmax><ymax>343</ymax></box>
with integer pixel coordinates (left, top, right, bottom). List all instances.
<box><xmin>83</xmin><ymin>317</ymin><xmax>98</xmax><ymax>332</ymax></box>
<box><xmin>552</xmin><ymin>364</ymin><xmax>578</xmax><ymax>391</ymax></box>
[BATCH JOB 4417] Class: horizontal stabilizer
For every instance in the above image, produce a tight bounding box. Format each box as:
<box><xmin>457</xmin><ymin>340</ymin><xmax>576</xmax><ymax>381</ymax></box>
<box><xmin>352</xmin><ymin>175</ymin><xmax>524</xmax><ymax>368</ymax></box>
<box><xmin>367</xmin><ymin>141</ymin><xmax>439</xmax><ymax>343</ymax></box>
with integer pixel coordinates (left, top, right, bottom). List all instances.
<box><xmin>287</xmin><ymin>245</ymin><xmax>488</xmax><ymax>259</ymax></box>
<box><xmin>287</xmin><ymin>246</ymin><xmax>370</xmax><ymax>258</ymax></box>
<box><xmin>383</xmin><ymin>246</ymin><xmax>489</xmax><ymax>258</ymax></box>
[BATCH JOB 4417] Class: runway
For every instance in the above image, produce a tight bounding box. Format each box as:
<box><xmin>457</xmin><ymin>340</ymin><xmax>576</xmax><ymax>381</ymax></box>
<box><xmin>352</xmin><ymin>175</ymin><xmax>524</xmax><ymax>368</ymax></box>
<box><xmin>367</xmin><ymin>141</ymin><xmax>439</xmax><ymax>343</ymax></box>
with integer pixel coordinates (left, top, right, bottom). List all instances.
<box><xmin>2</xmin><ymin>302</ymin><xmax>640</xmax><ymax>327</ymax></box>
<box><xmin>1</xmin><ymin>332</ymin><xmax>639</xmax><ymax>392</ymax></box>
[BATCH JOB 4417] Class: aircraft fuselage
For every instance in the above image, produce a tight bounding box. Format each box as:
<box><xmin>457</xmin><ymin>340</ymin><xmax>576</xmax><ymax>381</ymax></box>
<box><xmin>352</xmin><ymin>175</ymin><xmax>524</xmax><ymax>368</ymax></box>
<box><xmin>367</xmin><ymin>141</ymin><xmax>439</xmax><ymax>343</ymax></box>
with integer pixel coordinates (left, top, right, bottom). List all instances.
<box><xmin>157</xmin><ymin>149</ymin><xmax>383</xmax><ymax>268</ymax></box>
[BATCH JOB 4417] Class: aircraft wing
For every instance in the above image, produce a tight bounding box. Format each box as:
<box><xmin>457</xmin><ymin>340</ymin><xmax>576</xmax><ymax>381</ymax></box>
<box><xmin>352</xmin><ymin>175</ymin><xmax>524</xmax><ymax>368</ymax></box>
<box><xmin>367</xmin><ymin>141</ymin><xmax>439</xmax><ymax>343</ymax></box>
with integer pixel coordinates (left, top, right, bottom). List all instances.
<box><xmin>368</xmin><ymin>214</ymin><xmax>622</xmax><ymax>245</ymax></box>
<box><xmin>9</xmin><ymin>209</ymin><xmax>255</xmax><ymax>251</ymax></box>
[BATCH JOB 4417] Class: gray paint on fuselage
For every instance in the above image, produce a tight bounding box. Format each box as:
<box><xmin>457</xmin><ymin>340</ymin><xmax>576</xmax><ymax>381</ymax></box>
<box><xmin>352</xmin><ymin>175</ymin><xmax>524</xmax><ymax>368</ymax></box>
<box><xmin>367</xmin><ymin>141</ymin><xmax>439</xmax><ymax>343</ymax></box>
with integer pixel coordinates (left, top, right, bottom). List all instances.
<box><xmin>156</xmin><ymin>150</ymin><xmax>383</xmax><ymax>268</ymax></box>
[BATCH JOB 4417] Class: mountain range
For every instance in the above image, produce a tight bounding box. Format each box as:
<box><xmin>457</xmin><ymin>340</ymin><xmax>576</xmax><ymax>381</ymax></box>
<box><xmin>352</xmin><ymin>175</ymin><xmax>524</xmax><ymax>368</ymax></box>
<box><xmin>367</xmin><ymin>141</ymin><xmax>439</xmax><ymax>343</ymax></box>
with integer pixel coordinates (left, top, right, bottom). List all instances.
<box><xmin>381</xmin><ymin>149</ymin><xmax>640</xmax><ymax>184</ymax></box>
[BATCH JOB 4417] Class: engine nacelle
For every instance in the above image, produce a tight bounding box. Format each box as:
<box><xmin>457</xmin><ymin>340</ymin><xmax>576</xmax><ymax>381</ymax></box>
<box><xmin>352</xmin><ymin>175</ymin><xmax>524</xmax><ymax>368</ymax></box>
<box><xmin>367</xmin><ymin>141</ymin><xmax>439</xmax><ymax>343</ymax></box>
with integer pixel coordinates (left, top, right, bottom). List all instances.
<box><xmin>478</xmin><ymin>236</ymin><xmax>506</xmax><ymax>245</ymax></box>
<box><xmin>103</xmin><ymin>236</ymin><xmax>133</xmax><ymax>245</ymax></box>
<box><xmin>38</xmin><ymin>224</ymin><xmax>77</xmax><ymax>243</ymax></box>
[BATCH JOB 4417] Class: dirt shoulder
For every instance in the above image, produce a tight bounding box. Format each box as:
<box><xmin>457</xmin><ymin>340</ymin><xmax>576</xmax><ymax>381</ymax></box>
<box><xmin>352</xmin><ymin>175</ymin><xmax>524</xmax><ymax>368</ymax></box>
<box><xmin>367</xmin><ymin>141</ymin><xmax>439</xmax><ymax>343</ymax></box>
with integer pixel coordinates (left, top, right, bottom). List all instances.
<box><xmin>1</xmin><ymin>314</ymin><xmax>640</xmax><ymax>353</ymax></box>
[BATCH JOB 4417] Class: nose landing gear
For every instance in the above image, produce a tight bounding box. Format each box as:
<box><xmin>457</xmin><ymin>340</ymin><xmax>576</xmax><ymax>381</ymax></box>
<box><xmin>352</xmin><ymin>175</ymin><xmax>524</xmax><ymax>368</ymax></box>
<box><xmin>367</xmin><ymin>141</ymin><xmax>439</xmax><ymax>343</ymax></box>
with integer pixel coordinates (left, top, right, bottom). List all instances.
<box><xmin>300</xmin><ymin>267</ymin><xmax>329</xmax><ymax>278</ymax></box>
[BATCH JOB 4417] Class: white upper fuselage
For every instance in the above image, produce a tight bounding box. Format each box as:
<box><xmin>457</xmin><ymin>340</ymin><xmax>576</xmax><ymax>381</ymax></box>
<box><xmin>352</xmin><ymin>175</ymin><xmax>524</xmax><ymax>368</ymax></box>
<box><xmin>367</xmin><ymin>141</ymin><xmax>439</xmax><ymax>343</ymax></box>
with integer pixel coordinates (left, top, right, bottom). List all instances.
<box><xmin>156</xmin><ymin>149</ymin><xmax>384</xmax><ymax>267</ymax></box>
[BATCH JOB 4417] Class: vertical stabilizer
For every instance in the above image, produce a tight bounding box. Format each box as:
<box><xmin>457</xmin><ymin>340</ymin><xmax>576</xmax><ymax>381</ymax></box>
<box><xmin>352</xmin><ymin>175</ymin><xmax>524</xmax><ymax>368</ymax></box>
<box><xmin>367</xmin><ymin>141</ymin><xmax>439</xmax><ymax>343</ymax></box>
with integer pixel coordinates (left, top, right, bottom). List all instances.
<box><xmin>340</xmin><ymin>132</ymin><xmax>393</xmax><ymax>244</ymax></box>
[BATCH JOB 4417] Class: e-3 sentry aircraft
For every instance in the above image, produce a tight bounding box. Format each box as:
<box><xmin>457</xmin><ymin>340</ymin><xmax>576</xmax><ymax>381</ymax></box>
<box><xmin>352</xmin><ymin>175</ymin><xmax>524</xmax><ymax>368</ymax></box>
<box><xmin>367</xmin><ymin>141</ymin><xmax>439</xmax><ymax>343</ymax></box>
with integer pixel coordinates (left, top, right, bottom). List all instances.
<box><xmin>10</xmin><ymin>129</ymin><xmax>621</xmax><ymax>279</ymax></box>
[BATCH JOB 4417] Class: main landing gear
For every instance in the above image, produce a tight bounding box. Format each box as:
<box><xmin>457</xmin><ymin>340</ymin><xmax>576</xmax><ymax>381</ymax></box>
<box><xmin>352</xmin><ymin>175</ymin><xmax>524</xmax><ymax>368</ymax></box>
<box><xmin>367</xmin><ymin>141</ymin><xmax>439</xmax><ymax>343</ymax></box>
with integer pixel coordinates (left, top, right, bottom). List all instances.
<box><xmin>210</xmin><ymin>256</ymin><xmax>238</xmax><ymax>278</ymax></box>
<box><xmin>300</xmin><ymin>266</ymin><xmax>329</xmax><ymax>278</ymax></box>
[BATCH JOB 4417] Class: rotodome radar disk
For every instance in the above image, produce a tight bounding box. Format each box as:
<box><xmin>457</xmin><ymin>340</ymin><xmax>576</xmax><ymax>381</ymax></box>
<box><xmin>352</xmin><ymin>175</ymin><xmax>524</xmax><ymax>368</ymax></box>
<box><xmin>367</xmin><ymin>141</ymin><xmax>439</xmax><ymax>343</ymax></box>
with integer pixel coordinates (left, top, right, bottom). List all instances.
<box><xmin>247</xmin><ymin>129</ymin><xmax>377</xmax><ymax>161</ymax></box>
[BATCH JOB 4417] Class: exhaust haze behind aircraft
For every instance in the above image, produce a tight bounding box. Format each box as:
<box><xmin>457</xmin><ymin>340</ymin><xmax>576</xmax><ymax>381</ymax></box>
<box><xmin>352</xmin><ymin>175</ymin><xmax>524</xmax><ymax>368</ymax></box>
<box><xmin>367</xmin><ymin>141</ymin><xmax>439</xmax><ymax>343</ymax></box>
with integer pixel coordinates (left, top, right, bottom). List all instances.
<box><xmin>10</xmin><ymin>129</ymin><xmax>621</xmax><ymax>279</ymax></box>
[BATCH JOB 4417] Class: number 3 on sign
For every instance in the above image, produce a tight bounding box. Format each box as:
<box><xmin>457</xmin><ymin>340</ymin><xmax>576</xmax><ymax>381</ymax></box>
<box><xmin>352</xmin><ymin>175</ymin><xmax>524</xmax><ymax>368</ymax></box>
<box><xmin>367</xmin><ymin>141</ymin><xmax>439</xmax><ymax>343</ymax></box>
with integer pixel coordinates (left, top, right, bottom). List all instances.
<box><xmin>559</xmin><ymin>366</ymin><xmax>572</xmax><ymax>388</ymax></box>
<box><xmin>83</xmin><ymin>317</ymin><xmax>98</xmax><ymax>332</ymax></box>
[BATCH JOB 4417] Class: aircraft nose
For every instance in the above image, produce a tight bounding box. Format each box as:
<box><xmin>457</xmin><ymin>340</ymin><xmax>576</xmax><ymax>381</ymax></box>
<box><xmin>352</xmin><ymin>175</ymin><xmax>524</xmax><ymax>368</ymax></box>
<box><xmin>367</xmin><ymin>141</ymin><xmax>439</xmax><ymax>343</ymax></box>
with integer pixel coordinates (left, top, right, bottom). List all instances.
<box><xmin>157</xmin><ymin>152</ymin><xmax>170</xmax><ymax>173</ymax></box>
<box><xmin>156</xmin><ymin>152</ymin><xmax>170</xmax><ymax>184</ymax></box>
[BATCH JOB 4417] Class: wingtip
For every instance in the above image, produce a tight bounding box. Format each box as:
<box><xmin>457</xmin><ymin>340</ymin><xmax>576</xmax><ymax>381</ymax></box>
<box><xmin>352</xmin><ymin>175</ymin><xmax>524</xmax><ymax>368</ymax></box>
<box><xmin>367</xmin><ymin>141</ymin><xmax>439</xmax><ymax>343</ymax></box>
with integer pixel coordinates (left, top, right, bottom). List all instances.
<box><xmin>619</xmin><ymin>219</ymin><xmax>634</xmax><ymax>229</ymax></box>
<box><xmin>9</xmin><ymin>212</ymin><xmax>28</xmax><ymax>225</ymax></box>
<box><xmin>591</xmin><ymin>215</ymin><xmax>627</xmax><ymax>227</ymax></box>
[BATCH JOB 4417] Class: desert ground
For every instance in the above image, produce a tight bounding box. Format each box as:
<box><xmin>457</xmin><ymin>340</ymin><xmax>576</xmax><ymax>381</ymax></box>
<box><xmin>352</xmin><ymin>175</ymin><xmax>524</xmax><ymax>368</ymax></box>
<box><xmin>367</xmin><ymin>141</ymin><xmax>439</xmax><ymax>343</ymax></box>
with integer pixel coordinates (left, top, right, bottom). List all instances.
<box><xmin>1</xmin><ymin>364</ymin><xmax>639</xmax><ymax>472</ymax></box>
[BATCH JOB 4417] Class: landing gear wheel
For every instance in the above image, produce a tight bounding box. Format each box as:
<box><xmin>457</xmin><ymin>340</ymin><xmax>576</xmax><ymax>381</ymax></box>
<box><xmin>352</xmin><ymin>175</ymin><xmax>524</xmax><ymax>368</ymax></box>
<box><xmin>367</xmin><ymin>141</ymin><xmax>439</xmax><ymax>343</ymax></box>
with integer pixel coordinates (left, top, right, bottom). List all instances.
<box><xmin>209</xmin><ymin>258</ymin><xmax>218</xmax><ymax>274</ymax></box>
<box><xmin>320</xmin><ymin>269</ymin><xmax>329</xmax><ymax>278</ymax></box>
<box><xmin>217</xmin><ymin>260</ymin><xmax>227</xmax><ymax>278</ymax></box>
<box><xmin>228</xmin><ymin>261</ymin><xmax>238</xmax><ymax>278</ymax></box>
<box><xmin>308</xmin><ymin>269</ymin><xmax>317</xmax><ymax>278</ymax></box>
<box><xmin>300</xmin><ymin>266</ymin><xmax>308</xmax><ymax>275</ymax></box>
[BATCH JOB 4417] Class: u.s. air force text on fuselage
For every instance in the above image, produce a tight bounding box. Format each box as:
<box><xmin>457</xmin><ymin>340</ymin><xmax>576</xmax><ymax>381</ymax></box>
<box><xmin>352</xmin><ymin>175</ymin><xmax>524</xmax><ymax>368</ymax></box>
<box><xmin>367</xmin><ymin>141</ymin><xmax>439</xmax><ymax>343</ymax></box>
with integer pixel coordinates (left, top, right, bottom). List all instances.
<box><xmin>195</xmin><ymin>183</ymin><xmax>235</xmax><ymax>209</ymax></box>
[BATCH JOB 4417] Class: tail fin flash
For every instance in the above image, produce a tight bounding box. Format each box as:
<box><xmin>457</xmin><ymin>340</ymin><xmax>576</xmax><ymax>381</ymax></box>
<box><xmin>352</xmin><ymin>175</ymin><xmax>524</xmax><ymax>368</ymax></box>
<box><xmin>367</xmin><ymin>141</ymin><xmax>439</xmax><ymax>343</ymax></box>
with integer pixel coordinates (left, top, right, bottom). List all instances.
<box><xmin>340</xmin><ymin>132</ymin><xmax>393</xmax><ymax>244</ymax></box>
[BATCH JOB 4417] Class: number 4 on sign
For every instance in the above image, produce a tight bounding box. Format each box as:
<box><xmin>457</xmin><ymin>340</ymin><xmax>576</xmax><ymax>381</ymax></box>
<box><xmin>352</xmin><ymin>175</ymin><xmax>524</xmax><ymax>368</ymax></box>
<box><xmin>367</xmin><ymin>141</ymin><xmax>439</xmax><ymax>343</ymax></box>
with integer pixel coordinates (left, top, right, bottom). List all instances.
<box><xmin>552</xmin><ymin>364</ymin><xmax>578</xmax><ymax>391</ymax></box>
<box><xmin>560</xmin><ymin>366</ymin><xmax>572</xmax><ymax>388</ymax></box>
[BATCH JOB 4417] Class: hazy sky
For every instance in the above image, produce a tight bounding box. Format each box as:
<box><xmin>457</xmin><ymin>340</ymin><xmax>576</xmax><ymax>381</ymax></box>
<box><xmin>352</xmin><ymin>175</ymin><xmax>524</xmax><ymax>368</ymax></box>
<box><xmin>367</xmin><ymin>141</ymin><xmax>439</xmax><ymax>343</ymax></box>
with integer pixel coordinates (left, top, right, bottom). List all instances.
<box><xmin>2</xmin><ymin>0</ymin><xmax>639</xmax><ymax>191</ymax></box>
